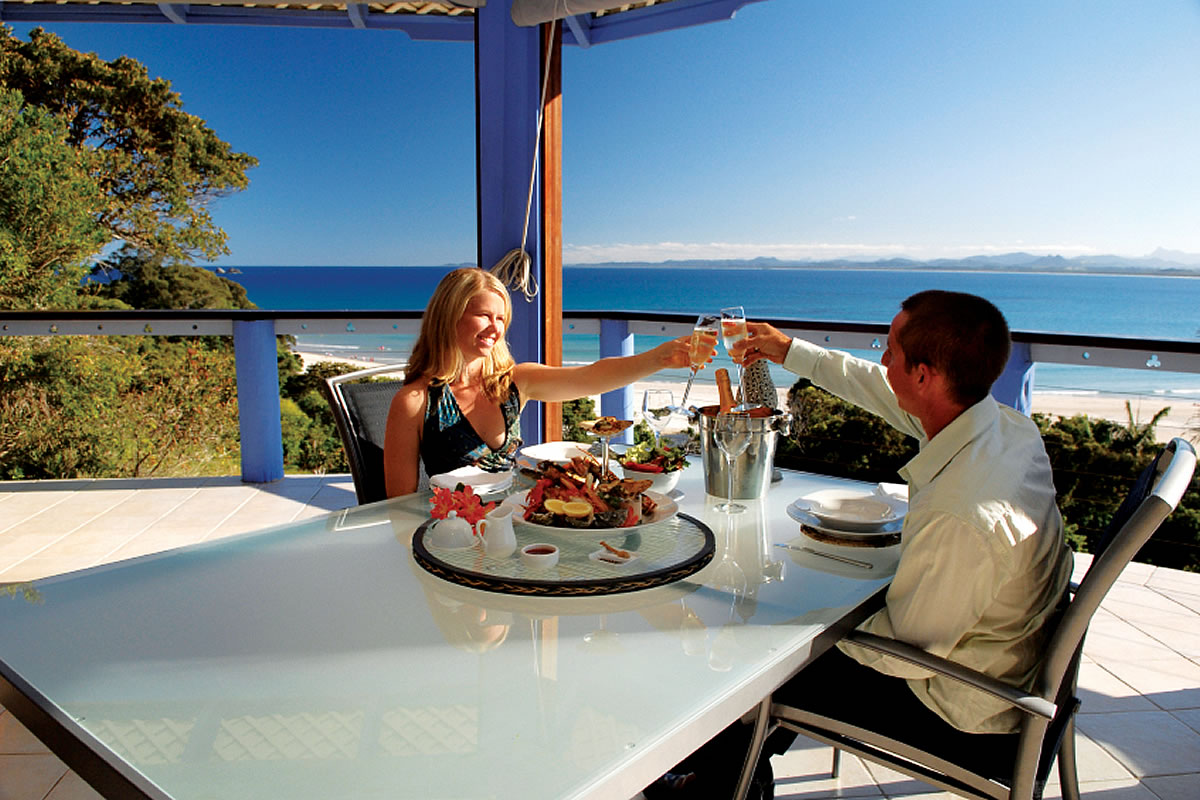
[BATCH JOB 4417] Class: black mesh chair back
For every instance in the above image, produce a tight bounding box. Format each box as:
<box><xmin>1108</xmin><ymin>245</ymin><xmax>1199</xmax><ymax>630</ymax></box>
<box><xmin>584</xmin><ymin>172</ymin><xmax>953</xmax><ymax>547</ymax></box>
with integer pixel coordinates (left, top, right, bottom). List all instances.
<box><xmin>325</xmin><ymin>365</ymin><xmax>407</xmax><ymax>505</ymax></box>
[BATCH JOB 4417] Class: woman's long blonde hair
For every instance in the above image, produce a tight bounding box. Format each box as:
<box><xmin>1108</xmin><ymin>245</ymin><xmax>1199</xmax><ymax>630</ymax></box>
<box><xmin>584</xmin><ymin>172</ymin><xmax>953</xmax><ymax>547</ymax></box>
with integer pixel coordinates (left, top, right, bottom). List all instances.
<box><xmin>405</xmin><ymin>268</ymin><xmax>516</xmax><ymax>403</ymax></box>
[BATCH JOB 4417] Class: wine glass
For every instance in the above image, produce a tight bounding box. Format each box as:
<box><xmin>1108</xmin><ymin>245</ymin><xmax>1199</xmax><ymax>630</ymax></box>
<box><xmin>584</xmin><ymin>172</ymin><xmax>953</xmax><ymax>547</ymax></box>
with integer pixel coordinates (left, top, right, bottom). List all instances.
<box><xmin>642</xmin><ymin>389</ymin><xmax>674</xmax><ymax>448</ymax></box>
<box><xmin>720</xmin><ymin>306</ymin><xmax>748</xmax><ymax>408</ymax></box>
<box><xmin>714</xmin><ymin>412</ymin><xmax>752</xmax><ymax>514</ymax></box>
<box><xmin>679</xmin><ymin>314</ymin><xmax>719</xmax><ymax>411</ymax></box>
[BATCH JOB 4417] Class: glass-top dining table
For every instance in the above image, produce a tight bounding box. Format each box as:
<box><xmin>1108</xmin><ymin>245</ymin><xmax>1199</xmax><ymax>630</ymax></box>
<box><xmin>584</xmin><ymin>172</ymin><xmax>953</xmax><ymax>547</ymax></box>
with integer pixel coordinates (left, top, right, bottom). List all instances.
<box><xmin>0</xmin><ymin>462</ymin><xmax>898</xmax><ymax>800</ymax></box>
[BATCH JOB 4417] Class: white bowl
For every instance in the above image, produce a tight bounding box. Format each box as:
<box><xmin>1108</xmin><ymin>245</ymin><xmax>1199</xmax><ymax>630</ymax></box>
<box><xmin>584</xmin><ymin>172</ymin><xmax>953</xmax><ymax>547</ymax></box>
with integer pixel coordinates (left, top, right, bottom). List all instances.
<box><xmin>621</xmin><ymin>465</ymin><xmax>682</xmax><ymax>494</ymax></box>
<box><xmin>520</xmin><ymin>543</ymin><xmax>560</xmax><ymax>570</ymax></box>
<box><xmin>796</xmin><ymin>488</ymin><xmax>905</xmax><ymax>532</ymax></box>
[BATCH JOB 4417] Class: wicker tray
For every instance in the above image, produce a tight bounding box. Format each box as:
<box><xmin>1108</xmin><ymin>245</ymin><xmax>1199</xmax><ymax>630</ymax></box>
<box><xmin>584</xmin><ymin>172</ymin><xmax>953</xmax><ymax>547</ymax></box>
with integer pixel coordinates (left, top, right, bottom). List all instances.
<box><xmin>412</xmin><ymin>513</ymin><xmax>714</xmax><ymax>597</ymax></box>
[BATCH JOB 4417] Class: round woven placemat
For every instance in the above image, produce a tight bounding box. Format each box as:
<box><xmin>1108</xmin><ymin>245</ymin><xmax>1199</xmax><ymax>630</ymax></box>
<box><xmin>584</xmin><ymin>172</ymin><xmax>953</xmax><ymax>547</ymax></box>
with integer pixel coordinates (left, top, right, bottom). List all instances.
<box><xmin>413</xmin><ymin>513</ymin><xmax>714</xmax><ymax>597</ymax></box>
<box><xmin>800</xmin><ymin>525</ymin><xmax>901</xmax><ymax>549</ymax></box>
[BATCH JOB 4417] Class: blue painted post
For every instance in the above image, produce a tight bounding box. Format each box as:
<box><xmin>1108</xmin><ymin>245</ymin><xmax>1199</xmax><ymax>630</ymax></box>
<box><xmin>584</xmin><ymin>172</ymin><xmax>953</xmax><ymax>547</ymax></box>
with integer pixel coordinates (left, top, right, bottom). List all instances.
<box><xmin>992</xmin><ymin>341</ymin><xmax>1035</xmax><ymax>415</ymax></box>
<box><xmin>232</xmin><ymin>320</ymin><xmax>285</xmax><ymax>483</ymax></box>
<box><xmin>476</xmin><ymin>1</ymin><xmax>545</xmax><ymax>445</ymax></box>
<box><xmin>600</xmin><ymin>318</ymin><xmax>635</xmax><ymax>445</ymax></box>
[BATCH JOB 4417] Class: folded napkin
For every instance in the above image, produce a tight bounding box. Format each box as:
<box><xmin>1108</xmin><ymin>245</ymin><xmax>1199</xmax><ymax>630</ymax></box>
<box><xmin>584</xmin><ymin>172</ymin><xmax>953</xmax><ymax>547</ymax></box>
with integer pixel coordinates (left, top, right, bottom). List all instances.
<box><xmin>875</xmin><ymin>482</ymin><xmax>909</xmax><ymax>502</ymax></box>
<box><xmin>429</xmin><ymin>466</ymin><xmax>513</xmax><ymax>493</ymax></box>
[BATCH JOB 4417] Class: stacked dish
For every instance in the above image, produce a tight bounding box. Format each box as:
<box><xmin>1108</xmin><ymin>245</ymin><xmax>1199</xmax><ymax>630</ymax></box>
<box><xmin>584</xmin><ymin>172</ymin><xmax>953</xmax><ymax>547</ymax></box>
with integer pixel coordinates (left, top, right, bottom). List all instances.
<box><xmin>786</xmin><ymin>487</ymin><xmax>907</xmax><ymax>550</ymax></box>
<box><xmin>429</xmin><ymin>466</ymin><xmax>514</xmax><ymax>497</ymax></box>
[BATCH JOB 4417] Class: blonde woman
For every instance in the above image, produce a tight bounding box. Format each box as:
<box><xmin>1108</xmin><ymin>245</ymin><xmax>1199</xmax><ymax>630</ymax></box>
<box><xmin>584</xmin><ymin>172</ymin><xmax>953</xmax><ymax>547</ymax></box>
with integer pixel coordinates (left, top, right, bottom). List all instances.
<box><xmin>383</xmin><ymin>267</ymin><xmax>701</xmax><ymax>498</ymax></box>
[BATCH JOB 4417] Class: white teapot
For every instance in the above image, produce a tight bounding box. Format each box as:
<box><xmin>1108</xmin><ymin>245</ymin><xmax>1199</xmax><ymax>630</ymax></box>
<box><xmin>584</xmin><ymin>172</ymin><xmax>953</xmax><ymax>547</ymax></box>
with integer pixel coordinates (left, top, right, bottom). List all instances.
<box><xmin>429</xmin><ymin>511</ymin><xmax>475</xmax><ymax>549</ymax></box>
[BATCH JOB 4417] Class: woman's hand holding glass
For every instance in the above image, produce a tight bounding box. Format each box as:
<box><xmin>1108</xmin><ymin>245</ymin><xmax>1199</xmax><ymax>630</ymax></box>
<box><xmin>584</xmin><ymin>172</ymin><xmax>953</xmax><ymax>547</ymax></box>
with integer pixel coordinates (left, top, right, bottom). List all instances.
<box><xmin>679</xmin><ymin>314</ymin><xmax>720</xmax><ymax>411</ymax></box>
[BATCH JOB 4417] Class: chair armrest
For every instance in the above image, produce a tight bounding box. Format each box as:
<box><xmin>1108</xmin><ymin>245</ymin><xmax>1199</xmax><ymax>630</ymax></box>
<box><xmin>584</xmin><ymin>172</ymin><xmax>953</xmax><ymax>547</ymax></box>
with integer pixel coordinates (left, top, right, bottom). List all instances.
<box><xmin>845</xmin><ymin>631</ymin><xmax>1057</xmax><ymax>720</ymax></box>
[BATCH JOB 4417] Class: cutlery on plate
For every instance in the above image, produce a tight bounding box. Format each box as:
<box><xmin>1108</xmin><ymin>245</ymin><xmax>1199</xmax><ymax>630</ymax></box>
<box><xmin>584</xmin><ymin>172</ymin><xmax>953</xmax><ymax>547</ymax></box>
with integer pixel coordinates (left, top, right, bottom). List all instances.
<box><xmin>774</xmin><ymin>542</ymin><xmax>873</xmax><ymax>570</ymax></box>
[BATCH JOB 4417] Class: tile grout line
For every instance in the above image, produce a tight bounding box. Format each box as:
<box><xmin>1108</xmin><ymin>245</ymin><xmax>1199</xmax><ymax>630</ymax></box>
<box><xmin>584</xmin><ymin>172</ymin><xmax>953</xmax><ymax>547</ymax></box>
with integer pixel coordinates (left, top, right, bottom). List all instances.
<box><xmin>1101</xmin><ymin>596</ymin><xmax>1200</xmax><ymax>670</ymax></box>
<box><xmin>0</xmin><ymin>487</ymin><xmax>82</xmax><ymax>538</ymax></box>
<box><xmin>88</xmin><ymin>485</ymin><xmax>208</xmax><ymax>570</ymax></box>
<box><xmin>196</xmin><ymin>485</ymin><xmax>270</xmax><ymax>543</ymax></box>
<box><xmin>0</xmin><ymin>490</ymin><xmax>135</xmax><ymax>579</ymax></box>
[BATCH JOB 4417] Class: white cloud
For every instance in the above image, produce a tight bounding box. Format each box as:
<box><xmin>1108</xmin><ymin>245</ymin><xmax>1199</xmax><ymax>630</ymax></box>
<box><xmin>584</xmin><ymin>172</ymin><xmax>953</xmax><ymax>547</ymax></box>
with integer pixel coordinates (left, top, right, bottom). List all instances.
<box><xmin>561</xmin><ymin>241</ymin><xmax>1109</xmax><ymax>264</ymax></box>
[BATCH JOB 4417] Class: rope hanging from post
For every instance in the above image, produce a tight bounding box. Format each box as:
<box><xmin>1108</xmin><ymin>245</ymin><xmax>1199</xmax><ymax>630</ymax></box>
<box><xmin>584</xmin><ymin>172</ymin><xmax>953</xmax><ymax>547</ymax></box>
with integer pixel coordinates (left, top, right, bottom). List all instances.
<box><xmin>489</xmin><ymin>15</ymin><xmax>559</xmax><ymax>303</ymax></box>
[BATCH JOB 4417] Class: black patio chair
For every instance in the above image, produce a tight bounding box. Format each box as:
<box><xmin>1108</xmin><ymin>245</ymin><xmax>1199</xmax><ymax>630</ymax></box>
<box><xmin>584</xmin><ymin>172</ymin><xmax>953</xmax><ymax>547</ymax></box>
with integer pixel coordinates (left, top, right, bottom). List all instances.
<box><xmin>325</xmin><ymin>363</ymin><xmax>418</xmax><ymax>505</ymax></box>
<box><xmin>735</xmin><ymin>436</ymin><xmax>1197</xmax><ymax>800</ymax></box>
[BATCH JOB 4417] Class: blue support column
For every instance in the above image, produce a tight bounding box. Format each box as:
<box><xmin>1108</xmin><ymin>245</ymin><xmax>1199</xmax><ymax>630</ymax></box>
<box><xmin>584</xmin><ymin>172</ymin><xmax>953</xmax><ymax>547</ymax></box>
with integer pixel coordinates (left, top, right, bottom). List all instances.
<box><xmin>992</xmin><ymin>341</ymin><xmax>1035</xmax><ymax>415</ymax></box>
<box><xmin>476</xmin><ymin>1</ymin><xmax>546</xmax><ymax>444</ymax></box>
<box><xmin>232</xmin><ymin>320</ymin><xmax>284</xmax><ymax>483</ymax></box>
<box><xmin>600</xmin><ymin>319</ymin><xmax>635</xmax><ymax>445</ymax></box>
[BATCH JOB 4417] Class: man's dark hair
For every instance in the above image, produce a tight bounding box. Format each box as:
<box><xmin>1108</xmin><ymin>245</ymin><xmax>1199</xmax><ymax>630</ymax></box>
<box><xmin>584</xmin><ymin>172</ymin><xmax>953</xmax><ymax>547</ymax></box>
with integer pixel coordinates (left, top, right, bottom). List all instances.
<box><xmin>896</xmin><ymin>290</ymin><xmax>1011</xmax><ymax>407</ymax></box>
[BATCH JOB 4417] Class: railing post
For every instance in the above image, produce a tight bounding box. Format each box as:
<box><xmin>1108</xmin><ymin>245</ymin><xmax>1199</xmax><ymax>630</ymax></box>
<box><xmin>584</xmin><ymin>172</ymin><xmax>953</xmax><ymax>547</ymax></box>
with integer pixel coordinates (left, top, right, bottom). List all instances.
<box><xmin>599</xmin><ymin>318</ymin><xmax>635</xmax><ymax>444</ymax></box>
<box><xmin>232</xmin><ymin>319</ymin><xmax>285</xmax><ymax>483</ymax></box>
<box><xmin>993</xmin><ymin>341</ymin><xmax>1035</xmax><ymax>415</ymax></box>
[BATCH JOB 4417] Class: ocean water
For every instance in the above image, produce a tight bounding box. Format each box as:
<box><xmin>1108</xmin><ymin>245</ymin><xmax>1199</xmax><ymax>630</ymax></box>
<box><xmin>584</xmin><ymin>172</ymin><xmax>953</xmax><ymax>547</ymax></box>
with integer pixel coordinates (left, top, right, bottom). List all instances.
<box><xmin>213</xmin><ymin>265</ymin><xmax>1200</xmax><ymax>399</ymax></box>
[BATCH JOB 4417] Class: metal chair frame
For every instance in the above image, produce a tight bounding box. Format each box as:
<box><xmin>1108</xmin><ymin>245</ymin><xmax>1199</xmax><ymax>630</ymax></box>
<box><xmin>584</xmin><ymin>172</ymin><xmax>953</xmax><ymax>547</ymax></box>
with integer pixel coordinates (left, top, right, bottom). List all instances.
<box><xmin>324</xmin><ymin>363</ymin><xmax>410</xmax><ymax>505</ymax></box>
<box><xmin>735</xmin><ymin>437</ymin><xmax>1197</xmax><ymax>800</ymax></box>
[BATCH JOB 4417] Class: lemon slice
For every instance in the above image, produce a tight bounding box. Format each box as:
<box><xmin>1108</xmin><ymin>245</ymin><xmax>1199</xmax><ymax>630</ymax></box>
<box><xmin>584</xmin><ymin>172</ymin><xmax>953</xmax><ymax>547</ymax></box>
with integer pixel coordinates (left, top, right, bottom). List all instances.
<box><xmin>562</xmin><ymin>500</ymin><xmax>593</xmax><ymax>518</ymax></box>
<box><xmin>543</xmin><ymin>498</ymin><xmax>567</xmax><ymax>515</ymax></box>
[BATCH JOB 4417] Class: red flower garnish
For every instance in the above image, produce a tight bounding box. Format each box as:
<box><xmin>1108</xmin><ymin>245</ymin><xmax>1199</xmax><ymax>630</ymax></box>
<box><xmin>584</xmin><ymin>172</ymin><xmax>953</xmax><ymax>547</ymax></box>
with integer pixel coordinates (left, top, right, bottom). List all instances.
<box><xmin>429</xmin><ymin>487</ymin><xmax>457</xmax><ymax>519</ymax></box>
<box><xmin>429</xmin><ymin>484</ymin><xmax>496</xmax><ymax>533</ymax></box>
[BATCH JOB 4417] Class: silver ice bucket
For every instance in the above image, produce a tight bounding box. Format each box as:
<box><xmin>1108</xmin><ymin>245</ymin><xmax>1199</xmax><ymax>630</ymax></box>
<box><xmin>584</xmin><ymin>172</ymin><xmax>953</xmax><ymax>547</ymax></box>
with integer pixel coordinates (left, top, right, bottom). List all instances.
<box><xmin>693</xmin><ymin>405</ymin><xmax>792</xmax><ymax>500</ymax></box>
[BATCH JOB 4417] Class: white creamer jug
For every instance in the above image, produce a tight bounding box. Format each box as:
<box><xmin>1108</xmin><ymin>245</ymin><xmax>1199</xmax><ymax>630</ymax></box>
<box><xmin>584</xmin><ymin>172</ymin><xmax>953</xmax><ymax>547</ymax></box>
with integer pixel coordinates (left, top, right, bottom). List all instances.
<box><xmin>478</xmin><ymin>506</ymin><xmax>517</xmax><ymax>558</ymax></box>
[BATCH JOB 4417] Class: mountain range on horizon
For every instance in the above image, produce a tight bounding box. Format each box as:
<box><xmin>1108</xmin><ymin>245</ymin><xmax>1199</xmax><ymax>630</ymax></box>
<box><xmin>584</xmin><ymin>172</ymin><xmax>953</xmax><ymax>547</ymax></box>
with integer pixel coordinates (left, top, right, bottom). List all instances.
<box><xmin>565</xmin><ymin>248</ymin><xmax>1200</xmax><ymax>273</ymax></box>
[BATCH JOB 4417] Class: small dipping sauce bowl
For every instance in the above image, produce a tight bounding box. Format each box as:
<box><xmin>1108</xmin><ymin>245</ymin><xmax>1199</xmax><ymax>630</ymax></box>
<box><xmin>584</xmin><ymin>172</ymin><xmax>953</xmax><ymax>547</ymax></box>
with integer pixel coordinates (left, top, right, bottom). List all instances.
<box><xmin>520</xmin><ymin>543</ymin><xmax>559</xmax><ymax>570</ymax></box>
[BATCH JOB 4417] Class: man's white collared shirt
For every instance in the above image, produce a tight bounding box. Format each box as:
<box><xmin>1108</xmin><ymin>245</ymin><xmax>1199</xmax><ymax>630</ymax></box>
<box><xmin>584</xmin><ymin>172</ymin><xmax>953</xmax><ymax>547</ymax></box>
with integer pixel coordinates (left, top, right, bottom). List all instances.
<box><xmin>783</xmin><ymin>338</ymin><xmax>1072</xmax><ymax>733</ymax></box>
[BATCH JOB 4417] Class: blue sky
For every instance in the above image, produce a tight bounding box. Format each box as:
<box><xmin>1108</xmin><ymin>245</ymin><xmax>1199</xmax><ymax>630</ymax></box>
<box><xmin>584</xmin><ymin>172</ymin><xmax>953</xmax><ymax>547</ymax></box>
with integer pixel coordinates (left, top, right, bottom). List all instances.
<box><xmin>9</xmin><ymin>0</ymin><xmax>1200</xmax><ymax>266</ymax></box>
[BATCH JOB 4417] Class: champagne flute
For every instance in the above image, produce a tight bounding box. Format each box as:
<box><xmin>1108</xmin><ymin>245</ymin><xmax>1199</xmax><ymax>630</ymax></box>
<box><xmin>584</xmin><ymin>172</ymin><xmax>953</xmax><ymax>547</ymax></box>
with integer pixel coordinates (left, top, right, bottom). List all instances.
<box><xmin>720</xmin><ymin>306</ymin><xmax>748</xmax><ymax>408</ymax></box>
<box><xmin>714</xmin><ymin>412</ymin><xmax>752</xmax><ymax>514</ymax></box>
<box><xmin>680</xmin><ymin>314</ymin><xmax>720</xmax><ymax>411</ymax></box>
<box><xmin>642</xmin><ymin>389</ymin><xmax>674</xmax><ymax>449</ymax></box>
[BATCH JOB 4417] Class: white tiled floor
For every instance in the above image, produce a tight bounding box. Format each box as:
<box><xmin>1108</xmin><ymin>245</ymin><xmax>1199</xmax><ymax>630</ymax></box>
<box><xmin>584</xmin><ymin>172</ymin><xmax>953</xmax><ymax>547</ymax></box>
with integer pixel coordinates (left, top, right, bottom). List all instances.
<box><xmin>3</xmin><ymin>475</ymin><xmax>1199</xmax><ymax>800</ymax></box>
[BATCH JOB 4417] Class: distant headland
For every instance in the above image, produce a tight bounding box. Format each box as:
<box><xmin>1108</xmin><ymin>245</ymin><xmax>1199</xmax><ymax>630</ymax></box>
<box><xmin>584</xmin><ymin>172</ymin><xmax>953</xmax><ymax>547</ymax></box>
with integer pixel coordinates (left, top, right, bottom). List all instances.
<box><xmin>561</xmin><ymin>249</ymin><xmax>1200</xmax><ymax>276</ymax></box>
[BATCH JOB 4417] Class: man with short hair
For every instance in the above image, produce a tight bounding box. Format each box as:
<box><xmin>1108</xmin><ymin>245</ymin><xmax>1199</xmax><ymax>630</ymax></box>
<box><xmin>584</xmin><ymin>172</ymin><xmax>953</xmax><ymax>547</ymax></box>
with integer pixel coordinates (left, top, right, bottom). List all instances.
<box><xmin>647</xmin><ymin>291</ymin><xmax>1072</xmax><ymax>798</ymax></box>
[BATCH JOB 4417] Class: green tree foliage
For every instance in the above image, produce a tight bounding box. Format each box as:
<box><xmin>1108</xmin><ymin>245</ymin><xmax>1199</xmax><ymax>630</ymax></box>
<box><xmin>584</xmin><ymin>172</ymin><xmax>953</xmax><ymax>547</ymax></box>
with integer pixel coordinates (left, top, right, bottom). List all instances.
<box><xmin>89</xmin><ymin>247</ymin><xmax>256</xmax><ymax>310</ymax></box>
<box><xmin>0</xmin><ymin>248</ymin><xmax>260</xmax><ymax>479</ymax></box>
<box><xmin>0</xmin><ymin>32</ymin><xmax>276</xmax><ymax>482</ymax></box>
<box><xmin>0</xmin><ymin>336</ymin><xmax>239</xmax><ymax>478</ymax></box>
<box><xmin>562</xmin><ymin>396</ymin><xmax>597</xmax><ymax>442</ymax></box>
<box><xmin>0</xmin><ymin>25</ymin><xmax>257</xmax><ymax>262</ymax></box>
<box><xmin>1035</xmin><ymin>411</ymin><xmax>1200</xmax><ymax>571</ymax></box>
<box><xmin>776</xmin><ymin>379</ymin><xmax>919</xmax><ymax>484</ymax></box>
<box><xmin>279</xmin><ymin>361</ymin><xmax>358</xmax><ymax>474</ymax></box>
<box><xmin>0</xmin><ymin>87</ymin><xmax>106</xmax><ymax>309</ymax></box>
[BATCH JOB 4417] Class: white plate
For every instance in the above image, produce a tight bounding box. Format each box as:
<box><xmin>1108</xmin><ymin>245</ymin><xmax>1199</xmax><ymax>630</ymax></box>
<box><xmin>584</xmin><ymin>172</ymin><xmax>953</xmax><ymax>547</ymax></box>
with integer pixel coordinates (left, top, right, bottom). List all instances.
<box><xmin>589</xmin><ymin>548</ymin><xmax>640</xmax><ymax>566</ymax></box>
<box><xmin>792</xmin><ymin>488</ymin><xmax>906</xmax><ymax>532</ymax></box>
<box><xmin>786</xmin><ymin>503</ymin><xmax>902</xmax><ymax>541</ymax></box>
<box><xmin>429</xmin><ymin>466</ymin><xmax>513</xmax><ymax>495</ymax></box>
<box><xmin>516</xmin><ymin>441</ymin><xmax>593</xmax><ymax>469</ymax></box>
<box><xmin>500</xmin><ymin>489</ymin><xmax>678</xmax><ymax>536</ymax></box>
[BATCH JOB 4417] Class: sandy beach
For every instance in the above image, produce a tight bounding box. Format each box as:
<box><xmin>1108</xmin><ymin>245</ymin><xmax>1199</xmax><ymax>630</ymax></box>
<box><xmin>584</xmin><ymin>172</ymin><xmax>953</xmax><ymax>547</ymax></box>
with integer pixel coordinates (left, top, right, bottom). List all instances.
<box><xmin>295</xmin><ymin>348</ymin><xmax>1197</xmax><ymax>444</ymax></box>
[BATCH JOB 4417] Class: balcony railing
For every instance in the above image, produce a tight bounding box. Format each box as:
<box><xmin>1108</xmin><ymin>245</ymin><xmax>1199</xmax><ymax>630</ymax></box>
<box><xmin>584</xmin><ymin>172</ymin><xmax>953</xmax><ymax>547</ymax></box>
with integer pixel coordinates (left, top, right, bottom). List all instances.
<box><xmin>3</xmin><ymin>309</ymin><xmax>1199</xmax><ymax>482</ymax></box>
